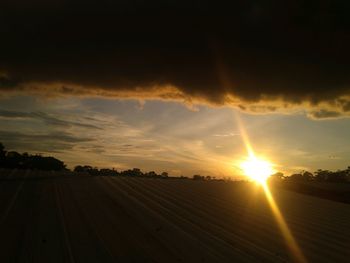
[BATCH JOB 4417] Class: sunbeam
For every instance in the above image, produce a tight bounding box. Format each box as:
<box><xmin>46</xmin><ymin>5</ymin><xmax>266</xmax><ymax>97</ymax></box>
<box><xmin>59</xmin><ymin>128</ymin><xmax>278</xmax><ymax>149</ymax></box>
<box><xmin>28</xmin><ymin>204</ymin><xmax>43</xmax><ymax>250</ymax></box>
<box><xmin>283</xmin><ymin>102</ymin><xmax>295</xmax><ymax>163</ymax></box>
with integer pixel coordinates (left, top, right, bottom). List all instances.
<box><xmin>235</xmin><ymin>113</ymin><xmax>307</xmax><ymax>262</ymax></box>
<box><xmin>262</xmin><ymin>182</ymin><xmax>308</xmax><ymax>263</ymax></box>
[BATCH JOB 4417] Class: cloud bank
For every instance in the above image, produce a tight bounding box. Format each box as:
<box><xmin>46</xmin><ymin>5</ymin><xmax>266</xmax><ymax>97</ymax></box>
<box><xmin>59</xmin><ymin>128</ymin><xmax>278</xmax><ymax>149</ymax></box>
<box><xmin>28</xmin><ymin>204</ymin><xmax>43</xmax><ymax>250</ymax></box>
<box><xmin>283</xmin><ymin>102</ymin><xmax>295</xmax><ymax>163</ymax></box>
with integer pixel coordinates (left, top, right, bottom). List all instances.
<box><xmin>1</xmin><ymin>1</ymin><xmax>350</xmax><ymax>118</ymax></box>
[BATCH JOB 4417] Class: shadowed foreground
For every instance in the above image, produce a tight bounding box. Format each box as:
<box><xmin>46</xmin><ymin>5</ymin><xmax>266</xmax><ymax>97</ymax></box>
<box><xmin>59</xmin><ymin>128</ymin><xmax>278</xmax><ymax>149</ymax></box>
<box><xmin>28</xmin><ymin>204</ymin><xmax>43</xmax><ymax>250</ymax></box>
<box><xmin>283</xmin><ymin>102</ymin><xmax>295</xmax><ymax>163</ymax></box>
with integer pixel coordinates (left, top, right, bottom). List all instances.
<box><xmin>0</xmin><ymin>170</ymin><xmax>349</xmax><ymax>262</ymax></box>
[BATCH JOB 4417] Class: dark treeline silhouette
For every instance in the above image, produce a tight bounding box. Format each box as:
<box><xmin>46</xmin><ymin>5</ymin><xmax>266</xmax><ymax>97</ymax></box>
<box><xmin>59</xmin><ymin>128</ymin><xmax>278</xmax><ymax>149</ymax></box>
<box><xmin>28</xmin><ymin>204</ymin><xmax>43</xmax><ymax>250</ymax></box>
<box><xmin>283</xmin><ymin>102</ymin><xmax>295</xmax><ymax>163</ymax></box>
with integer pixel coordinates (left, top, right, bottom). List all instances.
<box><xmin>268</xmin><ymin>169</ymin><xmax>350</xmax><ymax>204</ymax></box>
<box><xmin>0</xmin><ymin>142</ymin><xmax>66</xmax><ymax>171</ymax></box>
<box><xmin>192</xmin><ymin>175</ymin><xmax>214</xmax><ymax>181</ymax></box>
<box><xmin>73</xmin><ymin>166</ymin><xmax>221</xmax><ymax>181</ymax></box>
<box><xmin>269</xmin><ymin>168</ymin><xmax>350</xmax><ymax>183</ymax></box>
<box><xmin>74</xmin><ymin>165</ymin><xmax>170</xmax><ymax>179</ymax></box>
<box><xmin>1</xmin><ymin>141</ymin><xmax>349</xmax><ymax>185</ymax></box>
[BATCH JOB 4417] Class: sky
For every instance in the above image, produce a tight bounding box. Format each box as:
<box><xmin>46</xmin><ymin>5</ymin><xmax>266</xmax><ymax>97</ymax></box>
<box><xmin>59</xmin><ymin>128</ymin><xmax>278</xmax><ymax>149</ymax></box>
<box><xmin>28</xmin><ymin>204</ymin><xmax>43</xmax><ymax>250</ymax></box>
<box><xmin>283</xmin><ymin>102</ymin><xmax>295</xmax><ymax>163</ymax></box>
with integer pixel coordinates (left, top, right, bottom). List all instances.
<box><xmin>0</xmin><ymin>1</ymin><xmax>350</xmax><ymax>177</ymax></box>
<box><xmin>0</xmin><ymin>95</ymin><xmax>349</xmax><ymax>177</ymax></box>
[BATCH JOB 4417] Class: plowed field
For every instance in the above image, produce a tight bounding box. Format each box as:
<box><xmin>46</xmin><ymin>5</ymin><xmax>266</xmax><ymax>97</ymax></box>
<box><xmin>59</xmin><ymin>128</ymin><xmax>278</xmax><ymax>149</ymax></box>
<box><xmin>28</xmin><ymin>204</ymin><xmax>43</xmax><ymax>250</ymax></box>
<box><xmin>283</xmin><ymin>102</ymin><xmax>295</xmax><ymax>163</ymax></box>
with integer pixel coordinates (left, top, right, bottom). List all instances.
<box><xmin>0</xmin><ymin>170</ymin><xmax>349</xmax><ymax>262</ymax></box>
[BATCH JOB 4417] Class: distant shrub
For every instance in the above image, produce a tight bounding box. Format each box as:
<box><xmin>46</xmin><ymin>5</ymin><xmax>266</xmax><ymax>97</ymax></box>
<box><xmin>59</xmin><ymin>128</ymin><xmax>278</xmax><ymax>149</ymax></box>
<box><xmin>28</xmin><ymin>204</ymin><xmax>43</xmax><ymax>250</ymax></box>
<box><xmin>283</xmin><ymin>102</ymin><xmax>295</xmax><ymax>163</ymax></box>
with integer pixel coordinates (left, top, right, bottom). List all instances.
<box><xmin>193</xmin><ymin>174</ymin><xmax>205</xmax><ymax>180</ymax></box>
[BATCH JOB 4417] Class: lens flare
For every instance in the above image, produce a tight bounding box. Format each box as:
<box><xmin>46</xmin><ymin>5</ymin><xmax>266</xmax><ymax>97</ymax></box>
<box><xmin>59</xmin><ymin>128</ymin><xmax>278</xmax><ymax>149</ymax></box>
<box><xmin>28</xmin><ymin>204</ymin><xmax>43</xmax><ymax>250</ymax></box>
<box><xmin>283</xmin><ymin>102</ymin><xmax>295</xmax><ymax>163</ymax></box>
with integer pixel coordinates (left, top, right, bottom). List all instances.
<box><xmin>240</xmin><ymin>155</ymin><xmax>275</xmax><ymax>184</ymax></box>
<box><xmin>234</xmin><ymin>112</ymin><xmax>307</xmax><ymax>262</ymax></box>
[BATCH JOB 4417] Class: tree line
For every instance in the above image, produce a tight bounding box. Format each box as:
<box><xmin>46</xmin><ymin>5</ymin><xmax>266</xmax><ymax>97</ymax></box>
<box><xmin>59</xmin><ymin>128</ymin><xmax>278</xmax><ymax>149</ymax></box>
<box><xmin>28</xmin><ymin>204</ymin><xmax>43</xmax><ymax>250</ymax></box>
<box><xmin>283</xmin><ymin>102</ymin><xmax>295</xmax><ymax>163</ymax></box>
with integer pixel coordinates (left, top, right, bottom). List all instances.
<box><xmin>1</xmin><ymin>142</ymin><xmax>349</xmax><ymax>183</ymax></box>
<box><xmin>73</xmin><ymin>165</ymin><xmax>170</xmax><ymax>179</ymax></box>
<box><xmin>269</xmin><ymin>168</ymin><xmax>350</xmax><ymax>183</ymax></box>
<box><xmin>0</xmin><ymin>142</ymin><xmax>66</xmax><ymax>171</ymax></box>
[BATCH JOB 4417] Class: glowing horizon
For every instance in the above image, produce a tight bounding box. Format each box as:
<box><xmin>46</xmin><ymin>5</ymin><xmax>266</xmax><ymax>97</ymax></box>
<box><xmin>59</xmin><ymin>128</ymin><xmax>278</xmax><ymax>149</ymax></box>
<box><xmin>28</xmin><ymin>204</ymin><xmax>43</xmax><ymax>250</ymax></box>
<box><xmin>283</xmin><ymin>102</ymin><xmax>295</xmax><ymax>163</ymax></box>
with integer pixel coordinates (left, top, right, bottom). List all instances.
<box><xmin>0</xmin><ymin>96</ymin><xmax>349</xmax><ymax>178</ymax></box>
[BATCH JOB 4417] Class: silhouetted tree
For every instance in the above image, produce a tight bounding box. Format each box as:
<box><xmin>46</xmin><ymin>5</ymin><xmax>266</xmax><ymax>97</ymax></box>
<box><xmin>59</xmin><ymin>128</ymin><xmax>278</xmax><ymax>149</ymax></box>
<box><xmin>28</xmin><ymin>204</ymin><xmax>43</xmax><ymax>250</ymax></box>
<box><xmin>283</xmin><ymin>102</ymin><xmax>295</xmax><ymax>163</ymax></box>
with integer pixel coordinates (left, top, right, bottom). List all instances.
<box><xmin>26</xmin><ymin>155</ymin><xmax>66</xmax><ymax>171</ymax></box>
<box><xmin>131</xmin><ymin>168</ymin><xmax>143</xmax><ymax>176</ymax></box>
<box><xmin>120</xmin><ymin>168</ymin><xmax>144</xmax><ymax>177</ymax></box>
<box><xmin>288</xmin><ymin>171</ymin><xmax>314</xmax><ymax>182</ymax></box>
<box><xmin>161</xmin><ymin>172</ymin><xmax>169</xmax><ymax>179</ymax></box>
<box><xmin>268</xmin><ymin>172</ymin><xmax>284</xmax><ymax>183</ymax></box>
<box><xmin>0</xmin><ymin>143</ymin><xmax>66</xmax><ymax>171</ymax></box>
<box><xmin>75</xmin><ymin>165</ymin><xmax>90</xmax><ymax>174</ymax></box>
<box><xmin>288</xmin><ymin>173</ymin><xmax>303</xmax><ymax>181</ymax></box>
<box><xmin>314</xmin><ymin>169</ymin><xmax>331</xmax><ymax>182</ymax></box>
<box><xmin>193</xmin><ymin>174</ymin><xmax>205</xmax><ymax>180</ymax></box>
<box><xmin>99</xmin><ymin>168</ymin><xmax>118</xmax><ymax>176</ymax></box>
<box><xmin>74</xmin><ymin>165</ymin><xmax>85</xmax><ymax>173</ymax></box>
<box><xmin>4</xmin><ymin>151</ymin><xmax>23</xmax><ymax>169</ymax></box>
<box><xmin>301</xmin><ymin>171</ymin><xmax>314</xmax><ymax>181</ymax></box>
<box><xmin>144</xmin><ymin>171</ymin><xmax>158</xmax><ymax>177</ymax></box>
<box><xmin>0</xmin><ymin>143</ymin><xmax>5</xmax><ymax>167</ymax></box>
<box><xmin>0</xmin><ymin>143</ymin><xmax>5</xmax><ymax>158</ymax></box>
<box><xmin>74</xmin><ymin>166</ymin><xmax>118</xmax><ymax>176</ymax></box>
<box><xmin>327</xmin><ymin>170</ymin><xmax>348</xmax><ymax>183</ymax></box>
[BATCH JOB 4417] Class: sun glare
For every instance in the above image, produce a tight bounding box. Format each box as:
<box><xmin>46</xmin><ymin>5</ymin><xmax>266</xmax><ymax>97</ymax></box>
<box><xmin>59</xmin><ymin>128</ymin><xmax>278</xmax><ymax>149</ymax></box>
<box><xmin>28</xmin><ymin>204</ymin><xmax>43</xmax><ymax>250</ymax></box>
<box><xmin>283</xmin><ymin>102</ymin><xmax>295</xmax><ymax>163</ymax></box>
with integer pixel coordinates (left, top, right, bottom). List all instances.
<box><xmin>240</xmin><ymin>155</ymin><xmax>275</xmax><ymax>184</ymax></box>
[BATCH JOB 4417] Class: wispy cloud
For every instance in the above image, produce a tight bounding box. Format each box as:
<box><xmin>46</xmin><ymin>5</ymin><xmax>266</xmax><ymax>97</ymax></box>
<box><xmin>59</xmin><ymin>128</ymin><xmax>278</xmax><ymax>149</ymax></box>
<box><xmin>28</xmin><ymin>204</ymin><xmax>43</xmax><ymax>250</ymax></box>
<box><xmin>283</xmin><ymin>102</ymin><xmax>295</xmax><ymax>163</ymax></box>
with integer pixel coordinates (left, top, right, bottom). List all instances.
<box><xmin>0</xmin><ymin>130</ymin><xmax>93</xmax><ymax>143</ymax></box>
<box><xmin>0</xmin><ymin>109</ymin><xmax>102</xmax><ymax>130</ymax></box>
<box><xmin>0</xmin><ymin>130</ymin><xmax>95</xmax><ymax>154</ymax></box>
<box><xmin>1</xmin><ymin>96</ymin><xmax>350</xmax><ymax>176</ymax></box>
<box><xmin>213</xmin><ymin>133</ymin><xmax>240</xmax><ymax>137</ymax></box>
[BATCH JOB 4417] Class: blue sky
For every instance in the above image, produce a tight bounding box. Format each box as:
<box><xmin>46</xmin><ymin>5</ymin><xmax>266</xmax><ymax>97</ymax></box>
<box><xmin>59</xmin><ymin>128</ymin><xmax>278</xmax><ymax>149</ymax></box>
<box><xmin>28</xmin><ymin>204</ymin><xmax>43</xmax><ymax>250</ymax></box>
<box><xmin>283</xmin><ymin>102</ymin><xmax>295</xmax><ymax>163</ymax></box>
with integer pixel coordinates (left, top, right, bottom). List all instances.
<box><xmin>0</xmin><ymin>95</ymin><xmax>349</xmax><ymax>178</ymax></box>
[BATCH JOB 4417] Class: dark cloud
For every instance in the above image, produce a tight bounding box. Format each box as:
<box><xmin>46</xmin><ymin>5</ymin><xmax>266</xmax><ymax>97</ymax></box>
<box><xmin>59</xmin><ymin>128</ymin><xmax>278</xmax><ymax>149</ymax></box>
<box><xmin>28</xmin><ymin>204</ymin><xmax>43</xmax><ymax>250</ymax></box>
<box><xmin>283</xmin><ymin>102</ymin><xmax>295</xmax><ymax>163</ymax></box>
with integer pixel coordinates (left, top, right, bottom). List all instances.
<box><xmin>0</xmin><ymin>130</ymin><xmax>94</xmax><ymax>143</ymax></box>
<box><xmin>308</xmin><ymin>109</ymin><xmax>343</xmax><ymax>120</ymax></box>
<box><xmin>1</xmin><ymin>1</ymin><xmax>350</xmax><ymax>117</ymax></box>
<box><xmin>0</xmin><ymin>130</ymin><xmax>94</xmax><ymax>153</ymax></box>
<box><xmin>0</xmin><ymin>109</ymin><xmax>102</xmax><ymax>129</ymax></box>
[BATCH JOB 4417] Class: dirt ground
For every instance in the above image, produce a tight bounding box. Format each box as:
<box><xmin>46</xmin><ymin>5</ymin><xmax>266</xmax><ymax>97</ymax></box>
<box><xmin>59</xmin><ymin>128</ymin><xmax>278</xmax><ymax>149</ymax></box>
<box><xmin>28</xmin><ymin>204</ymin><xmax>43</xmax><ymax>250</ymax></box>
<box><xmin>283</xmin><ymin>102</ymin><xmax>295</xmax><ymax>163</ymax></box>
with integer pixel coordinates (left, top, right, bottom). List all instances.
<box><xmin>0</xmin><ymin>170</ymin><xmax>349</xmax><ymax>262</ymax></box>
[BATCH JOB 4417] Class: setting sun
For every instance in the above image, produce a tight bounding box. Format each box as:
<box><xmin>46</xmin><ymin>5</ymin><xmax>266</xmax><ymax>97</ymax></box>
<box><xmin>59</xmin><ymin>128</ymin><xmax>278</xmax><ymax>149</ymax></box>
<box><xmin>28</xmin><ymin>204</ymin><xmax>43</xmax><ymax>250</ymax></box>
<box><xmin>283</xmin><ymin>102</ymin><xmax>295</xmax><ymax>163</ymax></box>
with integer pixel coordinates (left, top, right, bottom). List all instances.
<box><xmin>240</xmin><ymin>155</ymin><xmax>275</xmax><ymax>184</ymax></box>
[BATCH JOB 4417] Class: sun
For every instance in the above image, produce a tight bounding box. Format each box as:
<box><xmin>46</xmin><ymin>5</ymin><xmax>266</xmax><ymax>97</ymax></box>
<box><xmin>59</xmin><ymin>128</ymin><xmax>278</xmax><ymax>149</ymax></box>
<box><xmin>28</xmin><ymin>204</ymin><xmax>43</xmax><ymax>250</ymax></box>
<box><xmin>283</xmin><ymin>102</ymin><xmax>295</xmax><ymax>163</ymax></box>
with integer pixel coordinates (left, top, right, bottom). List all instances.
<box><xmin>240</xmin><ymin>155</ymin><xmax>275</xmax><ymax>184</ymax></box>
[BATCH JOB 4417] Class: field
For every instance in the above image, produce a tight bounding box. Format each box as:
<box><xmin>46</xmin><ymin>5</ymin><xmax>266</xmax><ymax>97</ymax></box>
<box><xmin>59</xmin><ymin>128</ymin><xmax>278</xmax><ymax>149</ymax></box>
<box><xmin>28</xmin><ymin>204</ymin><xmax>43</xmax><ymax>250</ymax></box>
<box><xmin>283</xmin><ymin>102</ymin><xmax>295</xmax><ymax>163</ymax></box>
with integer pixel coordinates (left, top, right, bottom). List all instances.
<box><xmin>275</xmin><ymin>181</ymin><xmax>350</xmax><ymax>204</ymax></box>
<box><xmin>0</xmin><ymin>170</ymin><xmax>349</xmax><ymax>262</ymax></box>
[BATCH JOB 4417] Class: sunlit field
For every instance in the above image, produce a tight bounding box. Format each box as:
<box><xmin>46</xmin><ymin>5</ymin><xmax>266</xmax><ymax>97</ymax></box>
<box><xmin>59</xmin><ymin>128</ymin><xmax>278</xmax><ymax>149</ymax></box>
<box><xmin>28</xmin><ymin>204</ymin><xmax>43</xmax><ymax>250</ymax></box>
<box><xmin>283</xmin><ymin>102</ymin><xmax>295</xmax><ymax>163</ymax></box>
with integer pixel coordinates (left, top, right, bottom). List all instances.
<box><xmin>1</xmin><ymin>169</ymin><xmax>349</xmax><ymax>262</ymax></box>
